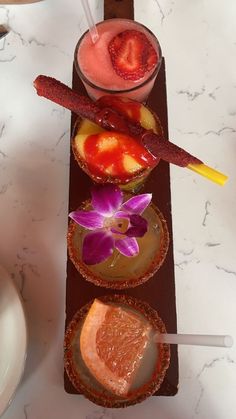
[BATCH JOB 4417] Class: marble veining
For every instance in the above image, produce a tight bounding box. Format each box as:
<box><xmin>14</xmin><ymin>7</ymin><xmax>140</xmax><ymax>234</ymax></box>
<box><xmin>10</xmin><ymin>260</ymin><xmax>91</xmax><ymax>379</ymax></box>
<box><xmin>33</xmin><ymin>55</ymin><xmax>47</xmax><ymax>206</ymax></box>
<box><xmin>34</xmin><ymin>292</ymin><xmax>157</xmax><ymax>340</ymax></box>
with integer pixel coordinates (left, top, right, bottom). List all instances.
<box><xmin>202</xmin><ymin>200</ymin><xmax>211</xmax><ymax>227</ymax></box>
<box><xmin>154</xmin><ymin>0</ymin><xmax>174</xmax><ymax>24</ymax></box>
<box><xmin>177</xmin><ymin>125</ymin><xmax>236</xmax><ymax>138</ymax></box>
<box><xmin>23</xmin><ymin>404</ymin><xmax>30</xmax><ymax>419</ymax></box>
<box><xmin>215</xmin><ymin>265</ymin><xmax>236</xmax><ymax>277</ymax></box>
<box><xmin>194</xmin><ymin>356</ymin><xmax>236</xmax><ymax>415</ymax></box>
<box><xmin>0</xmin><ymin>1</ymin><xmax>236</xmax><ymax>418</ymax></box>
<box><xmin>86</xmin><ymin>408</ymin><xmax>115</xmax><ymax>419</ymax></box>
<box><xmin>205</xmin><ymin>242</ymin><xmax>221</xmax><ymax>247</ymax></box>
<box><xmin>176</xmin><ymin>86</ymin><xmax>206</xmax><ymax>101</ymax></box>
<box><xmin>204</xmin><ymin>126</ymin><xmax>236</xmax><ymax>136</ymax></box>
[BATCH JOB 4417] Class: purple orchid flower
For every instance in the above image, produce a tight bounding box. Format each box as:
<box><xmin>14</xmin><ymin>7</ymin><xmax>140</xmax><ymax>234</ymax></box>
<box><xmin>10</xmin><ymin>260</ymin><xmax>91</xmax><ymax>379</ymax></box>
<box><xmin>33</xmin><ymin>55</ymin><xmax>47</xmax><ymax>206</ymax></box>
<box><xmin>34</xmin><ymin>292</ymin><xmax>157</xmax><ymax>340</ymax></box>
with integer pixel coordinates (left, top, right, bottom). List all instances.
<box><xmin>69</xmin><ymin>184</ymin><xmax>152</xmax><ymax>265</ymax></box>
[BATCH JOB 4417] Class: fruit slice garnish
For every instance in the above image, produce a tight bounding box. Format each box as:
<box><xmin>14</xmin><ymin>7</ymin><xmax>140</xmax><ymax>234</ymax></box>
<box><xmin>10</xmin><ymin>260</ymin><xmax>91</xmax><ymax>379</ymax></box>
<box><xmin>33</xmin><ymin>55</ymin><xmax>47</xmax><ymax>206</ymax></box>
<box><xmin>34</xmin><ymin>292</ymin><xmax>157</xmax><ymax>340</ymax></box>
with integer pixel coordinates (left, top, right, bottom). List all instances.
<box><xmin>80</xmin><ymin>298</ymin><xmax>151</xmax><ymax>397</ymax></box>
<box><xmin>108</xmin><ymin>30</ymin><xmax>157</xmax><ymax>81</ymax></box>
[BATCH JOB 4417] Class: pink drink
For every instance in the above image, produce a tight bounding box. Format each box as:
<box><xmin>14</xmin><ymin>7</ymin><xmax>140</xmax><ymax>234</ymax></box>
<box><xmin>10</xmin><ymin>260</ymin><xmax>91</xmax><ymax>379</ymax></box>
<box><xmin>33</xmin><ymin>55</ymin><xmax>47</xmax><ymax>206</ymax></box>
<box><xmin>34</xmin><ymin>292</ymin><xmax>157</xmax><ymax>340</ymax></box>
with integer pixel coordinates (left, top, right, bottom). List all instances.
<box><xmin>74</xmin><ymin>19</ymin><xmax>162</xmax><ymax>102</ymax></box>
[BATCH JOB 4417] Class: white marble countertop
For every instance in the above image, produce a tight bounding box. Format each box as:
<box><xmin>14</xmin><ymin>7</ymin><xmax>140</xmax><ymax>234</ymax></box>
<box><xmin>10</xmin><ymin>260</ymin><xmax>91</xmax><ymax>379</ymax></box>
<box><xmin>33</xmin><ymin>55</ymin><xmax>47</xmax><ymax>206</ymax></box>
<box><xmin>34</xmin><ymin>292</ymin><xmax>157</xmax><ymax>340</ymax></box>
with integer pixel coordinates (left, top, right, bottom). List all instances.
<box><xmin>0</xmin><ymin>0</ymin><xmax>236</xmax><ymax>418</ymax></box>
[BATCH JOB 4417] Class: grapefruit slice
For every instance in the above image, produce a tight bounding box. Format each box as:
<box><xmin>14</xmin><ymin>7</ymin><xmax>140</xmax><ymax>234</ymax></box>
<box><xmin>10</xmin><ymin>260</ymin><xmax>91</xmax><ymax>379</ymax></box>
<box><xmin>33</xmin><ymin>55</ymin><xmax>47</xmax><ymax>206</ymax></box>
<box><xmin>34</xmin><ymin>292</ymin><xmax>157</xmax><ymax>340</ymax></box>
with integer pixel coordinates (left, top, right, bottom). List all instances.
<box><xmin>80</xmin><ymin>299</ymin><xmax>151</xmax><ymax>397</ymax></box>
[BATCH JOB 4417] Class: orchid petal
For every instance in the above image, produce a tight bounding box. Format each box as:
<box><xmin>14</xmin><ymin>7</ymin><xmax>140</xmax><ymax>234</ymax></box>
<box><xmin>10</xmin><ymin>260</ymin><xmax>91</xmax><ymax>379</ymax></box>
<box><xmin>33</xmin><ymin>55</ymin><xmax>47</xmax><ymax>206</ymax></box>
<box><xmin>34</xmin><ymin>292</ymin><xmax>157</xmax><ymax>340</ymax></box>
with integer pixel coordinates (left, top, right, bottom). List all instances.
<box><xmin>114</xmin><ymin>210</ymin><xmax>130</xmax><ymax>220</ymax></box>
<box><xmin>125</xmin><ymin>214</ymin><xmax>148</xmax><ymax>237</ymax></box>
<box><xmin>110</xmin><ymin>227</ymin><xmax>125</xmax><ymax>235</ymax></box>
<box><xmin>82</xmin><ymin>231</ymin><xmax>114</xmax><ymax>265</ymax></box>
<box><xmin>115</xmin><ymin>237</ymin><xmax>139</xmax><ymax>257</ymax></box>
<box><xmin>91</xmin><ymin>184</ymin><xmax>123</xmax><ymax>217</ymax></box>
<box><xmin>69</xmin><ymin>210</ymin><xmax>104</xmax><ymax>230</ymax></box>
<box><xmin>121</xmin><ymin>193</ymin><xmax>152</xmax><ymax>214</ymax></box>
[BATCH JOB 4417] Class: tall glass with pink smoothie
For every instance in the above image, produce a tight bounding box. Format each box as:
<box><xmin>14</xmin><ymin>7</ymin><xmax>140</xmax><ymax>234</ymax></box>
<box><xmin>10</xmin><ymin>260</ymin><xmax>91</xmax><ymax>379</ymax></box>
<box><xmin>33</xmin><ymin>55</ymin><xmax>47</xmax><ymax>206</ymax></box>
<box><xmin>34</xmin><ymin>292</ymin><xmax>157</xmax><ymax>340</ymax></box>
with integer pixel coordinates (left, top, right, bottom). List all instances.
<box><xmin>74</xmin><ymin>19</ymin><xmax>162</xmax><ymax>102</ymax></box>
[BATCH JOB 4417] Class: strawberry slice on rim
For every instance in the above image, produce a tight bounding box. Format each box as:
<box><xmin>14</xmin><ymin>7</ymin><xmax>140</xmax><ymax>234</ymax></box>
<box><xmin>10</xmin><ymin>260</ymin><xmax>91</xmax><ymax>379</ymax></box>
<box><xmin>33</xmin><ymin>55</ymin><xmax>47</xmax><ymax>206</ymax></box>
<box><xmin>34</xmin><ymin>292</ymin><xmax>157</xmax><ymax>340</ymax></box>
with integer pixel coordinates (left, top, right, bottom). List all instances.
<box><xmin>108</xmin><ymin>29</ymin><xmax>158</xmax><ymax>81</ymax></box>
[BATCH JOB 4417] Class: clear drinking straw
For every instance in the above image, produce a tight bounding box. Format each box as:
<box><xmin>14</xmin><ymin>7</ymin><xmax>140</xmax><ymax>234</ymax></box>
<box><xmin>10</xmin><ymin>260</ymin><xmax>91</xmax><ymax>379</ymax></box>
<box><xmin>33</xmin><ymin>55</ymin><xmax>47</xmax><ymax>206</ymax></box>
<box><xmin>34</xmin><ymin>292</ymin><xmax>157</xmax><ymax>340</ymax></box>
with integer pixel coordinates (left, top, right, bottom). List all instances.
<box><xmin>154</xmin><ymin>333</ymin><xmax>234</xmax><ymax>347</ymax></box>
<box><xmin>81</xmin><ymin>0</ymin><xmax>99</xmax><ymax>44</ymax></box>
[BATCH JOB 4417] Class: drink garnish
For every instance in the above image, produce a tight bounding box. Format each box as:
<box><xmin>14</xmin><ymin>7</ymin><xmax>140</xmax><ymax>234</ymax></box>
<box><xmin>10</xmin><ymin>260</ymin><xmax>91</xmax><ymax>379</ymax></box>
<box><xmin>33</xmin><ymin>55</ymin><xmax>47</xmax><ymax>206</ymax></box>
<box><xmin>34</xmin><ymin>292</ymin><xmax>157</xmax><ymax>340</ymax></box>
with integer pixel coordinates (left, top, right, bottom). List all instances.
<box><xmin>34</xmin><ymin>75</ymin><xmax>228</xmax><ymax>185</ymax></box>
<box><xmin>80</xmin><ymin>298</ymin><xmax>151</xmax><ymax>397</ymax></box>
<box><xmin>108</xmin><ymin>29</ymin><xmax>157</xmax><ymax>81</ymax></box>
<box><xmin>69</xmin><ymin>184</ymin><xmax>151</xmax><ymax>265</ymax></box>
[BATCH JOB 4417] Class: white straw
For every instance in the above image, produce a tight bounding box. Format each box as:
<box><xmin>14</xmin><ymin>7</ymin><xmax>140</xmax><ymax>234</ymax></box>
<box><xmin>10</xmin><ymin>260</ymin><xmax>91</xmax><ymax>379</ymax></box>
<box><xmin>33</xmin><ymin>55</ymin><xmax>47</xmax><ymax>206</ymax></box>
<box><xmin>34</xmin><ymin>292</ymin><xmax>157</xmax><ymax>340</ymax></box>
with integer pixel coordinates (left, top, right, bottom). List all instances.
<box><xmin>154</xmin><ymin>333</ymin><xmax>234</xmax><ymax>348</ymax></box>
<box><xmin>81</xmin><ymin>0</ymin><xmax>99</xmax><ymax>44</ymax></box>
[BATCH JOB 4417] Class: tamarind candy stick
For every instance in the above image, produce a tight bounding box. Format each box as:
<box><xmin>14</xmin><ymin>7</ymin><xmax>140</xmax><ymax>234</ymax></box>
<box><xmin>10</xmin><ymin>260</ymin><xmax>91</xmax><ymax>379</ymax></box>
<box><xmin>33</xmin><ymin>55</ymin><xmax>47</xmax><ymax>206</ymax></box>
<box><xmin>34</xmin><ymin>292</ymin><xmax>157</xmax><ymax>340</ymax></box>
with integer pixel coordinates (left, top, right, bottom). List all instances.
<box><xmin>34</xmin><ymin>75</ymin><xmax>228</xmax><ymax>185</ymax></box>
<box><xmin>33</xmin><ymin>75</ymin><xmax>200</xmax><ymax>168</ymax></box>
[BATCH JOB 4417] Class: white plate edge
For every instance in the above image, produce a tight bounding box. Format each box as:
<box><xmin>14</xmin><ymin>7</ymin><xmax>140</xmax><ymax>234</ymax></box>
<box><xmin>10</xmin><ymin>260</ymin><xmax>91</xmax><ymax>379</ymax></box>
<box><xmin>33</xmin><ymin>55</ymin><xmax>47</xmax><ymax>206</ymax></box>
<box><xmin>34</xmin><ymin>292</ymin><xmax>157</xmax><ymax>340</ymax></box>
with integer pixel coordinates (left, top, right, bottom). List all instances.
<box><xmin>0</xmin><ymin>264</ymin><xmax>28</xmax><ymax>418</ymax></box>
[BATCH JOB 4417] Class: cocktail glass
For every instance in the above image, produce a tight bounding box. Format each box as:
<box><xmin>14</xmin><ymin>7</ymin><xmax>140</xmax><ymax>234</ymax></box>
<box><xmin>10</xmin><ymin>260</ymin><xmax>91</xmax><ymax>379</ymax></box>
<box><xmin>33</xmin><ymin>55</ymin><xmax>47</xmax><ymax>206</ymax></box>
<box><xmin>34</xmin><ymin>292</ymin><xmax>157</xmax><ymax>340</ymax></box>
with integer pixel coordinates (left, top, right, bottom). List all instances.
<box><xmin>74</xmin><ymin>18</ymin><xmax>162</xmax><ymax>103</ymax></box>
<box><xmin>64</xmin><ymin>294</ymin><xmax>170</xmax><ymax>408</ymax></box>
<box><xmin>67</xmin><ymin>195</ymin><xmax>169</xmax><ymax>289</ymax></box>
<box><xmin>71</xmin><ymin>101</ymin><xmax>163</xmax><ymax>192</ymax></box>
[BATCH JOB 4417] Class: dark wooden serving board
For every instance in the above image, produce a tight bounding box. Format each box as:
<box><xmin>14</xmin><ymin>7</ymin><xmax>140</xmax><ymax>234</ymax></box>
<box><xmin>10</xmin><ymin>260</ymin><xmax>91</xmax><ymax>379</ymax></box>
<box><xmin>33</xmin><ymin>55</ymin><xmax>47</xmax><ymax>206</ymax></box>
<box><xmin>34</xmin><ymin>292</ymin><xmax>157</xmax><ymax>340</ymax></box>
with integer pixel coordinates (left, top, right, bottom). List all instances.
<box><xmin>64</xmin><ymin>0</ymin><xmax>179</xmax><ymax>397</ymax></box>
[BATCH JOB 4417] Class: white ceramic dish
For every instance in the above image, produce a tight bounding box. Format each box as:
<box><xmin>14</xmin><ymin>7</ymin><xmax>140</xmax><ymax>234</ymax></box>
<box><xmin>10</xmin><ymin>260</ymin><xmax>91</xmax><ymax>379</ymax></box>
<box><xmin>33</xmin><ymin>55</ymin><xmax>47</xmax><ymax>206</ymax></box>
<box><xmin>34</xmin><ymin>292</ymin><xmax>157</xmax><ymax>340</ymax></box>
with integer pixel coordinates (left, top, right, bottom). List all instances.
<box><xmin>0</xmin><ymin>265</ymin><xmax>27</xmax><ymax>417</ymax></box>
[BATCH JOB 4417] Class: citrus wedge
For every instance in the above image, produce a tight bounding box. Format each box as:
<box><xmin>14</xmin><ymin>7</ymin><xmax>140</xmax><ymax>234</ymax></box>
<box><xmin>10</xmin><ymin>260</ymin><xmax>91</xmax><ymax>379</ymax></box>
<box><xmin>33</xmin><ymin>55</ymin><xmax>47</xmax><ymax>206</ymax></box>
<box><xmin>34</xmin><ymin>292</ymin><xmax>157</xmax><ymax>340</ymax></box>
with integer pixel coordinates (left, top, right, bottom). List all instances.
<box><xmin>80</xmin><ymin>299</ymin><xmax>151</xmax><ymax>397</ymax></box>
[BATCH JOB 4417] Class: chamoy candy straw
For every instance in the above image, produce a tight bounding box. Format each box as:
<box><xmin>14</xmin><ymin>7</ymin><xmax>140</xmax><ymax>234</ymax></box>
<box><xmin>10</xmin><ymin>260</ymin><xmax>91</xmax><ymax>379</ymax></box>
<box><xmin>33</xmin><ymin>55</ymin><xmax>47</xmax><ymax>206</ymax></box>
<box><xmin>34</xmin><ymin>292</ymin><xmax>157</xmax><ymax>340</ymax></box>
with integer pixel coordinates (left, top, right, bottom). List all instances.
<box><xmin>33</xmin><ymin>75</ymin><xmax>228</xmax><ymax>186</ymax></box>
<box><xmin>188</xmin><ymin>163</ymin><xmax>228</xmax><ymax>186</ymax></box>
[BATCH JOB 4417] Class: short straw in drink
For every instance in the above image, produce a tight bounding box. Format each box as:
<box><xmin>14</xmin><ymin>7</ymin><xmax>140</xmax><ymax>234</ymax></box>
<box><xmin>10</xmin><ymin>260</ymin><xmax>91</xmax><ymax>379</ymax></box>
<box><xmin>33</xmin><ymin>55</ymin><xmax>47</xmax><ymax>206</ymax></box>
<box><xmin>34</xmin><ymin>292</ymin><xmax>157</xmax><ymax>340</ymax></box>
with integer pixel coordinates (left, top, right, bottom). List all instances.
<box><xmin>81</xmin><ymin>0</ymin><xmax>99</xmax><ymax>44</ymax></box>
<box><xmin>154</xmin><ymin>333</ymin><xmax>234</xmax><ymax>347</ymax></box>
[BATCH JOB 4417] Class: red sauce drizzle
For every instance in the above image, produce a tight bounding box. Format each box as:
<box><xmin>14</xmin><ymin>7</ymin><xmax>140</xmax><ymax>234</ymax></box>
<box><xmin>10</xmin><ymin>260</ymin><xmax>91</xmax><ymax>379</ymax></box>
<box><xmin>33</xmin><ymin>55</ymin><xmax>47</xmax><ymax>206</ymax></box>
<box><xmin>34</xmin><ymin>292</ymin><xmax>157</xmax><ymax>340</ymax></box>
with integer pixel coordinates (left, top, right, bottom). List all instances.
<box><xmin>83</xmin><ymin>131</ymin><xmax>156</xmax><ymax>180</ymax></box>
<box><xmin>97</xmin><ymin>96</ymin><xmax>142</xmax><ymax>124</ymax></box>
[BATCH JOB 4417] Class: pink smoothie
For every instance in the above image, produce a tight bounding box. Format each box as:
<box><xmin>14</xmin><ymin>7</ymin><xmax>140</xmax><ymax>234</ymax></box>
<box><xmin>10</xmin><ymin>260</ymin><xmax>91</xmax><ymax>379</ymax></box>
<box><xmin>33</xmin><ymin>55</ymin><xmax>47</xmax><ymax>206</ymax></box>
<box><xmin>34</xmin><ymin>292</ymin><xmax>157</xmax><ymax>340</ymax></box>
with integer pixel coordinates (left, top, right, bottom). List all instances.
<box><xmin>75</xmin><ymin>19</ymin><xmax>161</xmax><ymax>102</ymax></box>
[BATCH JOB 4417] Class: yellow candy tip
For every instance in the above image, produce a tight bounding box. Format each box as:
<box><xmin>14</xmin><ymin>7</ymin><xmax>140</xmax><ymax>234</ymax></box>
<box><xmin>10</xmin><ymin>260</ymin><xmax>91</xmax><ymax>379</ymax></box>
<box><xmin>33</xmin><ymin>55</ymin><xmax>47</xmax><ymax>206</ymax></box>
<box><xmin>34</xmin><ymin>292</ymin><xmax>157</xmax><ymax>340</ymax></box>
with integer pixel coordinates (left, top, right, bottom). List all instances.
<box><xmin>188</xmin><ymin>163</ymin><xmax>228</xmax><ymax>186</ymax></box>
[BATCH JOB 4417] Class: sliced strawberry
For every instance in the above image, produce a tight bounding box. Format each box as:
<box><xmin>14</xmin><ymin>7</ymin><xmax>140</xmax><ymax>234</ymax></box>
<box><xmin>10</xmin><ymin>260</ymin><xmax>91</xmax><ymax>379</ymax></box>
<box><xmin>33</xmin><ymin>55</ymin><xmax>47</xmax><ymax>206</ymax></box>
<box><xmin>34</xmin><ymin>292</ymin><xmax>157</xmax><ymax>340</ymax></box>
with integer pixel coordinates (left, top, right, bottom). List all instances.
<box><xmin>108</xmin><ymin>30</ymin><xmax>157</xmax><ymax>81</ymax></box>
